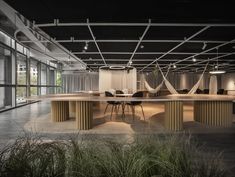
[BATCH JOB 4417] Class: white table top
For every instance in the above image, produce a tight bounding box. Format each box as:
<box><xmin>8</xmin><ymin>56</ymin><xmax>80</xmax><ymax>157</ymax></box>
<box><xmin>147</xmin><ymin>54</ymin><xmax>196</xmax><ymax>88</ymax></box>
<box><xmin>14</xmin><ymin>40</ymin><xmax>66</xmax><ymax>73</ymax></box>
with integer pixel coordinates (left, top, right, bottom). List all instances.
<box><xmin>114</xmin><ymin>93</ymin><xmax>133</xmax><ymax>97</ymax></box>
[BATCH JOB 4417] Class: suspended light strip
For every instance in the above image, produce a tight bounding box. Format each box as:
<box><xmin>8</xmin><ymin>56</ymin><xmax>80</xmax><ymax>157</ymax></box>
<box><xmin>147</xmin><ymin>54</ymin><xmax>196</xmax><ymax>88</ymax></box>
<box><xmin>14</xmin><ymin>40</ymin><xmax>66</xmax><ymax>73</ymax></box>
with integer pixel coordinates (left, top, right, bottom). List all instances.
<box><xmin>209</xmin><ymin>70</ymin><xmax>226</xmax><ymax>74</ymax></box>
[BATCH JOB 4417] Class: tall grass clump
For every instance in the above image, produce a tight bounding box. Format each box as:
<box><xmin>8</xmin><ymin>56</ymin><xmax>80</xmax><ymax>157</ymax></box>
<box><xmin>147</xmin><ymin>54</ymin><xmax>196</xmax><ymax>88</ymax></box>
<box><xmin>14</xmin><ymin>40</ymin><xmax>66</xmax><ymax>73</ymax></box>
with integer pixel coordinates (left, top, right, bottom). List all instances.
<box><xmin>0</xmin><ymin>133</ymin><xmax>229</xmax><ymax>177</ymax></box>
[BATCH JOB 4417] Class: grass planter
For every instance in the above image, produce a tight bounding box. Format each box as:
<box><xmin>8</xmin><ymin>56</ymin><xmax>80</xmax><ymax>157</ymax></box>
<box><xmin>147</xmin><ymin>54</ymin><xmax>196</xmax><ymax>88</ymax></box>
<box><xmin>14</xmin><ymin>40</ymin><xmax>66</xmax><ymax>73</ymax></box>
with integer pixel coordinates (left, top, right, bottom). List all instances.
<box><xmin>0</xmin><ymin>134</ymin><xmax>228</xmax><ymax>177</ymax></box>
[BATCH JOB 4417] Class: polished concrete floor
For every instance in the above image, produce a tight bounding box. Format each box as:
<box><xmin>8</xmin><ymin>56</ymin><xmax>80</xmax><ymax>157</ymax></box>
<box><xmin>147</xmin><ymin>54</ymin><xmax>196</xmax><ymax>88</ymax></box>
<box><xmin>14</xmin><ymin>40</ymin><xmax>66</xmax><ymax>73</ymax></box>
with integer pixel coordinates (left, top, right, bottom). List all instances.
<box><xmin>0</xmin><ymin>101</ymin><xmax>235</xmax><ymax>174</ymax></box>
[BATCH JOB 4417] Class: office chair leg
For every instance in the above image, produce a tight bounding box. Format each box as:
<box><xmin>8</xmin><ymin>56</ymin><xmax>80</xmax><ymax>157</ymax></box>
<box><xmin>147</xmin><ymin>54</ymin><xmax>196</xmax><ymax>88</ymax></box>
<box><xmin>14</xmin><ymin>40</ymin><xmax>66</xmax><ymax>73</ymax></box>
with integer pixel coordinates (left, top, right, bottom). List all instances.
<box><xmin>117</xmin><ymin>105</ymin><xmax>120</xmax><ymax>113</ymax></box>
<box><xmin>104</xmin><ymin>104</ymin><xmax>109</xmax><ymax>114</ymax></box>
<box><xmin>122</xmin><ymin>104</ymin><xmax>125</xmax><ymax>118</ymax></box>
<box><xmin>131</xmin><ymin>105</ymin><xmax>135</xmax><ymax>121</ymax></box>
<box><xmin>140</xmin><ymin>105</ymin><xmax>145</xmax><ymax>121</ymax></box>
<box><xmin>110</xmin><ymin>105</ymin><xmax>114</xmax><ymax>120</ymax></box>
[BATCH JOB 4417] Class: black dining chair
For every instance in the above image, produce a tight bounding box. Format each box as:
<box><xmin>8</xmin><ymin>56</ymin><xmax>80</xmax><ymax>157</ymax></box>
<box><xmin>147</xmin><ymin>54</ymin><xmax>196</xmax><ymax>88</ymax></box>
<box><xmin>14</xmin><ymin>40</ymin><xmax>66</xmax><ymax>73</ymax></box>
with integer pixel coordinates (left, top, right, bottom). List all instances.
<box><xmin>203</xmin><ymin>89</ymin><xmax>209</xmax><ymax>94</ymax></box>
<box><xmin>217</xmin><ymin>89</ymin><xmax>224</xmax><ymax>95</ymax></box>
<box><xmin>196</xmin><ymin>88</ymin><xmax>203</xmax><ymax>94</ymax></box>
<box><xmin>104</xmin><ymin>91</ymin><xmax>122</xmax><ymax>119</ymax></box>
<box><xmin>124</xmin><ymin>91</ymin><xmax>145</xmax><ymax>121</ymax></box>
<box><xmin>116</xmin><ymin>90</ymin><xmax>124</xmax><ymax>95</ymax></box>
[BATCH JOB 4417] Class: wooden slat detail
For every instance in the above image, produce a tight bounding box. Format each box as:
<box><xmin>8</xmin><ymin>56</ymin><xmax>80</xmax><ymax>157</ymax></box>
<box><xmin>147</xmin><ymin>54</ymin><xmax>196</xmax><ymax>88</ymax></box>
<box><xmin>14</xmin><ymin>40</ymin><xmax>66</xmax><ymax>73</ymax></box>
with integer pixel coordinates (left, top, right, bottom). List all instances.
<box><xmin>69</xmin><ymin>101</ymin><xmax>76</xmax><ymax>118</ymax></box>
<box><xmin>75</xmin><ymin>101</ymin><xmax>93</xmax><ymax>130</ymax></box>
<box><xmin>51</xmin><ymin>101</ymin><xmax>69</xmax><ymax>122</ymax></box>
<box><xmin>165</xmin><ymin>101</ymin><xmax>183</xmax><ymax>131</ymax></box>
<box><xmin>194</xmin><ymin>101</ymin><xmax>233</xmax><ymax>127</ymax></box>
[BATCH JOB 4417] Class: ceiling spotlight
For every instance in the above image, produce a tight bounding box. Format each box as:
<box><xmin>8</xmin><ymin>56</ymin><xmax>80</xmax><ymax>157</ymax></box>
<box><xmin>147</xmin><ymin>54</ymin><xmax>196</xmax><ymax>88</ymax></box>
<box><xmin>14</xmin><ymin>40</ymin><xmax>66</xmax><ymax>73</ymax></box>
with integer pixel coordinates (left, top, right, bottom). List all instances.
<box><xmin>173</xmin><ymin>64</ymin><xmax>177</xmax><ymax>68</ymax></box>
<box><xmin>84</xmin><ymin>41</ymin><xmax>89</xmax><ymax>50</ymax></box>
<box><xmin>129</xmin><ymin>60</ymin><xmax>133</xmax><ymax>65</ymax></box>
<box><xmin>214</xmin><ymin>65</ymin><xmax>218</xmax><ymax>69</ymax></box>
<box><xmin>140</xmin><ymin>45</ymin><xmax>144</xmax><ymax>49</ymax></box>
<box><xmin>192</xmin><ymin>57</ymin><xmax>196</xmax><ymax>62</ymax></box>
<box><xmin>202</xmin><ymin>42</ymin><xmax>207</xmax><ymax>50</ymax></box>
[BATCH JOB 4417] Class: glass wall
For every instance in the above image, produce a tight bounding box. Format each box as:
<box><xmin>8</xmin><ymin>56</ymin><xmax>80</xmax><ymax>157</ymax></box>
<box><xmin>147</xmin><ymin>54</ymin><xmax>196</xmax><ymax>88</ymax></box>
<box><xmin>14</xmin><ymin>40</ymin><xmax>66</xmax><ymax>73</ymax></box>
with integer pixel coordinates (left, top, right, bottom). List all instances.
<box><xmin>0</xmin><ymin>29</ymin><xmax>62</xmax><ymax>111</ymax></box>
<box><xmin>0</xmin><ymin>45</ymin><xmax>14</xmax><ymax>110</ymax></box>
<box><xmin>16</xmin><ymin>53</ymin><xmax>27</xmax><ymax>104</ymax></box>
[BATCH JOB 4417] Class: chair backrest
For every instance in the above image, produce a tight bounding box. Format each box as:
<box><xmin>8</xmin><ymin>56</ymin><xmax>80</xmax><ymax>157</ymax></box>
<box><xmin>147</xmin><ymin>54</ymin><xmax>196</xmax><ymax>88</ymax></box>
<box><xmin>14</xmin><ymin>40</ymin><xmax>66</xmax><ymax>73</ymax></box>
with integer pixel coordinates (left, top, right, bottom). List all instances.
<box><xmin>131</xmin><ymin>91</ymin><xmax>143</xmax><ymax>105</ymax></box>
<box><xmin>217</xmin><ymin>89</ymin><xmax>224</xmax><ymax>95</ymax></box>
<box><xmin>105</xmin><ymin>91</ymin><xmax>115</xmax><ymax>104</ymax></box>
<box><xmin>203</xmin><ymin>89</ymin><xmax>209</xmax><ymax>94</ymax></box>
<box><xmin>105</xmin><ymin>91</ymin><xmax>114</xmax><ymax>97</ymax></box>
<box><xmin>122</xmin><ymin>88</ymin><xmax>128</xmax><ymax>94</ymax></box>
<box><xmin>108</xmin><ymin>89</ymin><xmax>116</xmax><ymax>95</ymax></box>
<box><xmin>116</xmin><ymin>90</ymin><xmax>124</xmax><ymax>94</ymax></box>
<box><xmin>132</xmin><ymin>91</ymin><xmax>143</xmax><ymax>97</ymax></box>
<box><xmin>196</xmin><ymin>88</ymin><xmax>203</xmax><ymax>94</ymax></box>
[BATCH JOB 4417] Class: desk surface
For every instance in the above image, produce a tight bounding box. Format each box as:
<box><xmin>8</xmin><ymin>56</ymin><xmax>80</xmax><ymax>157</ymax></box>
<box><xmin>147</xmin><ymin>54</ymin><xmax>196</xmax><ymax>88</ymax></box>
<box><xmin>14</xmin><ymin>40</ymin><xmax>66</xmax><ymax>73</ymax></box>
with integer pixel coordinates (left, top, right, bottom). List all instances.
<box><xmin>27</xmin><ymin>94</ymin><xmax>235</xmax><ymax>102</ymax></box>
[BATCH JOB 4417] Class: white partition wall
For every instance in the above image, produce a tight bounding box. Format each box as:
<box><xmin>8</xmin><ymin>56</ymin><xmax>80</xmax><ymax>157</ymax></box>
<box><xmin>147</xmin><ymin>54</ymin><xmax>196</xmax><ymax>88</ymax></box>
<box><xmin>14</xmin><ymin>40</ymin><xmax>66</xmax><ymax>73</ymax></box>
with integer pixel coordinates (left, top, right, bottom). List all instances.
<box><xmin>99</xmin><ymin>68</ymin><xmax>137</xmax><ymax>92</ymax></box>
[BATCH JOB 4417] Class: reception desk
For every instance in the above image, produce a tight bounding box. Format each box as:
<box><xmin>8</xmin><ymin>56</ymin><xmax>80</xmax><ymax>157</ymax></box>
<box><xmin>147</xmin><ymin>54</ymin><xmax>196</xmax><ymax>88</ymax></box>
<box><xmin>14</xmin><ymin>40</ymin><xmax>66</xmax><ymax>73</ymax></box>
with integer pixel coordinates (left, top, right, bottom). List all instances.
<box><xmin>27</xmin><ymin>94</ymin><xmax>235</xmax><ymax>131</ymax></box>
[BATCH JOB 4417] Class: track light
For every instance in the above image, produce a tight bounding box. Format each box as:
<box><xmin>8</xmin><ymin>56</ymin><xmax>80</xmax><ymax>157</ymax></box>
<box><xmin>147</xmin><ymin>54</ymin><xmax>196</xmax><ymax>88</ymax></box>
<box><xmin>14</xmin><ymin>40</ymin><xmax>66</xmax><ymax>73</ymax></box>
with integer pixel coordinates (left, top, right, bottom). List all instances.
<box><xmin>129</xmin><ymin>60</ymin><xmax>133</xmax><ymax>65</ymax></box>
<box><xmin>84</xmin><ymin>41</ymin><xmax>89</xmax><ymax>50</ymax></box>
<box><xmin>173</xmin><ymin>64</ymin><xmax>177</xmax><ymax>68</ymax></box>
<box><xmin>192</xmin><ymin>57</ymin><xmax>196</xmax><ymax>62</ymax></box>
<box><xmin>140</xmin><ymin>45</ymin><xmax>144</xmax><ymax>49</ymax></box>
<box><xmin>202</xmin><ymin>42</ymin><xmax>207</xmax><ymax>50</ymax></box>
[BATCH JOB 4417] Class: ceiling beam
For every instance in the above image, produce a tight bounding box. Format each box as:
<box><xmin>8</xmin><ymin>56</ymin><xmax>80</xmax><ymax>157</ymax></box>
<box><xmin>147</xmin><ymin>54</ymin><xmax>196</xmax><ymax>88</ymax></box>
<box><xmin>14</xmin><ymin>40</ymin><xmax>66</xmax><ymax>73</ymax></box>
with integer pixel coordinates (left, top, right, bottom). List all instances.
<box><xmin>160</xmin><ymin>38</ymin><xmax>235</xmax><ymax>71</ymax></box>
<box><xmin>127</xmin><ymin>19</ymin><xmax>151</xmax><ymax>66</ymax></box>
<box><xmin>35</xmin><ymin>22</ymin><xmax>235</xmax><ymax>27</ymax></box>
<box><xmin>69</xmin><ymin>52</ymin><xmax>232</xmax><ymax>55</ymax></box>
<box><xmin>19</xmin><ymin>39</ymin><xmax>229</xmax><ymax>44</ymax></box>
<box><xmin>87</xmin><ymin>19</ymin><xmax>107</xmax><ymax>65</ymax></box>
<box><xmin>81</xmin><ymin>58</ymin><xmax>235</xmax><ymax>62</ymax></box>
<box><xmin>140</xmin><ymin>26</ymin><xmax>210</xmax><ymax>71</ymax></box>
<box><xmin>174</xmin><ymin>52</ymin><xmax>235</xmax><ymax>71</ymax></box>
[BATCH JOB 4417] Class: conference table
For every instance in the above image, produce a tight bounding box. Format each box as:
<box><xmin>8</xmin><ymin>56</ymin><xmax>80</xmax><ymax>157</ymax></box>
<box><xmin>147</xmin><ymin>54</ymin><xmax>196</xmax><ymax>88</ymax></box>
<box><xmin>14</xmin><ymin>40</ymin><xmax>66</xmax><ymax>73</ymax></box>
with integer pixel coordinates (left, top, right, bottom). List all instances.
<box><xmin>27</xmin><ymin>94</ymin><xmax>235</xmax><ymax>131</ymax></box>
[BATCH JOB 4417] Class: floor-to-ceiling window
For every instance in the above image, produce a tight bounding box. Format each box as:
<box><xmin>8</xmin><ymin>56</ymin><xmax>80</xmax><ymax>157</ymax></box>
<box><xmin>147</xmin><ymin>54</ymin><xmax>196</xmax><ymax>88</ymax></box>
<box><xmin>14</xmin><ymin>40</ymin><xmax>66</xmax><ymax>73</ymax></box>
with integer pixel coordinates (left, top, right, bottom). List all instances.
<box><xmin>16</xmin><ymin>52</ymin><xmax>27</xmax><ymax>105</ymax></box>
<box><xmin>0</xmin><ymin>45</ymin><xmax>14</xmax><ymax>110</ymax></box>
<box><xmin>0</xmin><ymin>29</ymin><xmax>62</xmax><ymax>112</ymax></box>
<box><xmin>30</xmin><ymin>59</ymin><xmax>38</xmax><ymax>96</ymax></box>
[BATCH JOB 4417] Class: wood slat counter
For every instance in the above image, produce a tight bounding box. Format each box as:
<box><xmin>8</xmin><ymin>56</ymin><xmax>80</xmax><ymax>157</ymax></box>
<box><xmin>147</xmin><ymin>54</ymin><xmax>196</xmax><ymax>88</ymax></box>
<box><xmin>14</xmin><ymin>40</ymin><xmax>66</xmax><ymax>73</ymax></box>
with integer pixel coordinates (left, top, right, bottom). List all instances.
<box><xmin>27</xmin><ymin>94</ymin><xmax>235</xmax><ymax>131</ymax></box>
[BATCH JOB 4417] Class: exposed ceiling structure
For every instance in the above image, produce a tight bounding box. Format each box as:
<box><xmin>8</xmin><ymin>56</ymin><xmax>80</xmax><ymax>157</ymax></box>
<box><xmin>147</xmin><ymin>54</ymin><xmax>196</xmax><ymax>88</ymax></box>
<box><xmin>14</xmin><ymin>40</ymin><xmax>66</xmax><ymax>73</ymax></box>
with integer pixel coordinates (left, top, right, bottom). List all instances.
<box><xmin>1</xmin><ymin>0</ymin><xmax>235</xmax><ymax>73</ymax></box>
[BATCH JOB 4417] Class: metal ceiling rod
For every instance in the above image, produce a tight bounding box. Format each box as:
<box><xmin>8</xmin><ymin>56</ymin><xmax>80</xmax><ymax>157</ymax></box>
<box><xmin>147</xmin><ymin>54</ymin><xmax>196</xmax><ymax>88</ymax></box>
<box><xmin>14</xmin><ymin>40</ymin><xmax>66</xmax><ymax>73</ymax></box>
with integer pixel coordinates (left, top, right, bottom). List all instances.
<box><xmin>140</xmin><ymin>26</ymin><xmax>210</xmax><ymax>71</ymax></box>
<box><xmin>20</xmin><ymin>39</ymin><xmax>228</xmax><ymax>43</ymax></box>
<box><xmin>88</xmin><ymin>63</ymin><xmax>211</xmax><ymax>66</ymax></box>
<box><xmin>36</xmin><ymin>22</ymin><xmax>235</xmax><ymax>27</ymax></box>
<box><xmin>82</xmin><ymin>58</ymin><xmax>234</xmax><ymax>62</ymax></box>
<box><xmin>127</xmin><ymin>19</ymin><xmax>151</xmax><ymax>66</ymax></box>
<box><xmin>87</xmin><ymin>19</ymin><xmax>107</xmax><ymax>65</ymax></box>
<box><xmin>174</xmin><ymin>52</ymin><xmax>235</xmax><ymax>71</ymax></box>
<box><xmin>165</xmin><ymin>38</ymin><xmax>235</xmax><ymax>70</ymax></box>
<box><xmin>70</xmin><ymin>52</ymin><xmax>231</xmax><ymax>55</ymax></box>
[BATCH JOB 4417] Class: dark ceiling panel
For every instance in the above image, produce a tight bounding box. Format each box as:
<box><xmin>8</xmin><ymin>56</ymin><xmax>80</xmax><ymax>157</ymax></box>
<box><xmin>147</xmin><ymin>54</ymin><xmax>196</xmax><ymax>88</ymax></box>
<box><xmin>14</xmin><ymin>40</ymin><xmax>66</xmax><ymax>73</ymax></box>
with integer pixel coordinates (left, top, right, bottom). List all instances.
<box><xmin>2</xmin><ymin>0</ymin><xmax>235</xmax><ymax>72</ymax></box>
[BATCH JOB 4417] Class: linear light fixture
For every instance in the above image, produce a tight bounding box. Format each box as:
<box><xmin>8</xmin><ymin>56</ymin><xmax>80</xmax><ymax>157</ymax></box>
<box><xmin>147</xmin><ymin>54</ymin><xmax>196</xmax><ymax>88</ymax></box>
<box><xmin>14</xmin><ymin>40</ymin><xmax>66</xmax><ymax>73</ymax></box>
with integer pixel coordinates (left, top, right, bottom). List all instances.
<box><xmin>209</xmin><ymin>70</ymin><xmax>226</xmax><ymax>74</ymax></box>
